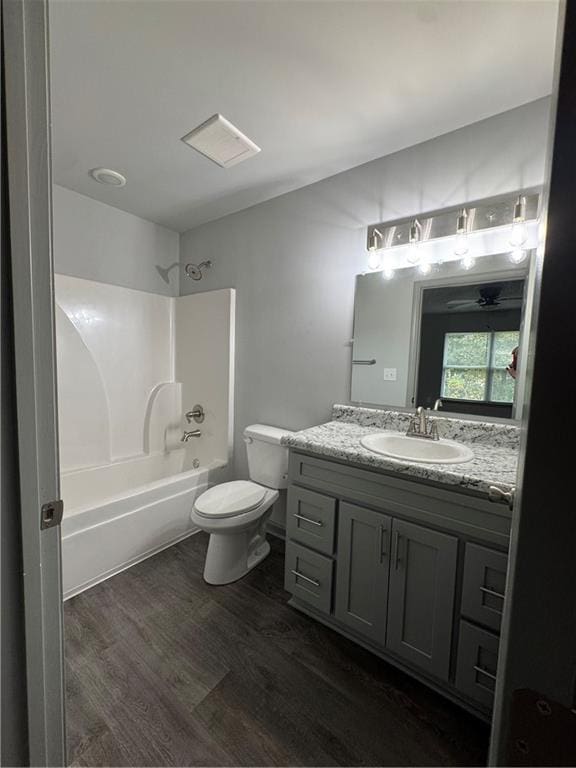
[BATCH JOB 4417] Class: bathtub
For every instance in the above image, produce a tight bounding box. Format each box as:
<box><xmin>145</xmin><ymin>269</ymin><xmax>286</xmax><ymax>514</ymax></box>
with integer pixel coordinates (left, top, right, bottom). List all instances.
<box><xmin>60</xmin><ymin>452</ymin><xmax>227</xmax><ymax>599</ymax></box>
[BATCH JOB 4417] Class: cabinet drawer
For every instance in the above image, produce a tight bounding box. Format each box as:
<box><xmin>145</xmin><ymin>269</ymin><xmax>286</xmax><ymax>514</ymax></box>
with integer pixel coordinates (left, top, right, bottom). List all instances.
<box><xmin>455</xmin><ymin>620</ymin><xmax>500</xmax><ymax>712</ymax></box>
<box><xmin>285</xmin><ymin>541</ymin><xmax>333</xmax><ymax>614</ymax></box>
<box><xmin>286</xmin><ymin>486</ymin><xmax>336</xmax><ymax>555</ymax></box>
<box><xmin>461</xmin><ymin>543</ymin><xmax>508</xmax><ymax>631</ymax></box>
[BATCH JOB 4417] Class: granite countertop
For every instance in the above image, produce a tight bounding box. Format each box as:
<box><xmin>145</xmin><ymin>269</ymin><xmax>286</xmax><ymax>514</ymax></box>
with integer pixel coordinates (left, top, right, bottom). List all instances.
<box><xmin>282</xmin><ymin>405</ymin><xmax>519</xmax><ymax>498</ymax></box>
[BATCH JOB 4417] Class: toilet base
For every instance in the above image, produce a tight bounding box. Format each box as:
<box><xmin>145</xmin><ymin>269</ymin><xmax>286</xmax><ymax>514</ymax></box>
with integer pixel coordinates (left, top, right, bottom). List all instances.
<box><xmin>203</xmin><ymin>530</ymin><xmax>271</xmax><ymax>585</ymax></box>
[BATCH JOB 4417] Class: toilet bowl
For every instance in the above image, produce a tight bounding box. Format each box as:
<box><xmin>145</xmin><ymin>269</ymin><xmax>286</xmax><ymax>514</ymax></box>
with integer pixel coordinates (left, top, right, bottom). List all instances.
<box><xmin>192</xmin><ymin>424</ymin><xmax>293</xmax><ymax>585</ymax></box>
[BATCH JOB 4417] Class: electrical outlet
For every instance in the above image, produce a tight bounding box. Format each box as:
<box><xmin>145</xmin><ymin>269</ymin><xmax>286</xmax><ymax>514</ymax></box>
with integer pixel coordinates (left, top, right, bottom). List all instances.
<box><xmin>383</xmin><ymin>368</ymin><xmax>397</xmax><ymax>381</ymax></box>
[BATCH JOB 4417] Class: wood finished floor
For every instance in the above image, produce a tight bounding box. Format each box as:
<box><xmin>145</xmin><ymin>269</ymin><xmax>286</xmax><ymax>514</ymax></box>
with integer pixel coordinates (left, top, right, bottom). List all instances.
<box><xmin>65</xmin><ymin>533</ymin><xmax>489</xmax><ymax>767</ymax></box>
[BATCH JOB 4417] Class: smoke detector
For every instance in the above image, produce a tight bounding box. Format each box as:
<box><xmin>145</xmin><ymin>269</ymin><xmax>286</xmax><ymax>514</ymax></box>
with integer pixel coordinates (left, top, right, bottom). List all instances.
<box><xmin>181</xmin><ymin>114</ymin><xmax>261</xmax><ymax>168</ymax></box>
<box><xmin>89</xmin><ymin>168</ymin><xmax>127</xmax><ymax>187</ymax></box>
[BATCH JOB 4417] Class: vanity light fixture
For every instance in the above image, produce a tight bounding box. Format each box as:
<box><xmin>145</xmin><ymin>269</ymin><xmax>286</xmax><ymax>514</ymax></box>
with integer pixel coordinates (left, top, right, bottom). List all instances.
<box><xmin>461</xmin><ymin>253</ymin><xmax>476</xmax><ymax>271</ymax></box>
<box><xmin>454</xmin><ymin>208</ymin><xmax>469</xmax><ymax>257</ymax></box>
<box><xmin>407</xmin><ymin>219</ymin><xmax>421</xmax><ymax>265</ymax></box>
<box><xmin>367</xmin><ymin>227</ymin><xmax>384</xmax><ymax>270</ymax></box>
<box><xmin>418</xmin><ymin>260</ymin><xmax>432</xmax><ymax>275</ymax></box>
<box><xmin>509</xmin><ymin>195</ymin><xmax>528</xmax><ymax>248</ymax></box>
<box><xmin>382</xmin><ymin>262</ymin><xmax>395</xmax><ymax>280</ymax></box>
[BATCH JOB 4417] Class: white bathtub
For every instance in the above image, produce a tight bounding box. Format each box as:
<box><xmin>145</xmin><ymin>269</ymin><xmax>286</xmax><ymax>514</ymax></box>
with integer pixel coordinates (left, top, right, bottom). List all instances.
<box><xmin>60</xmin><ymin>453</ymin><xmax>227</xmax><ymax>599</ymax></box>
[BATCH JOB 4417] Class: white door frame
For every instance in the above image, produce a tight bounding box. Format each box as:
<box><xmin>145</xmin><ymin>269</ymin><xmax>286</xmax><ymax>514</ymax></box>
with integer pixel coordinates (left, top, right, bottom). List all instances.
<box><xmin>3</xmin><ymin>0</ymin><xmax>66</xmax><ymax>764</ymax></box>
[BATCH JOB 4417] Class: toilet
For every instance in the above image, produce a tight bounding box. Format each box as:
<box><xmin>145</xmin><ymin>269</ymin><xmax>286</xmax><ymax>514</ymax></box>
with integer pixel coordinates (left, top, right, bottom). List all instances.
<box><xmin>191</xmin><ymin>424</ymin><xmax>293</xmax><ymax>585</ymax></box>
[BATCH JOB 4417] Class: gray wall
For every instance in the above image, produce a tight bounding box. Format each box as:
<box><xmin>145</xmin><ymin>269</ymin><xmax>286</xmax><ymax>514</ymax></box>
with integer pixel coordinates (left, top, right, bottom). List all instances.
<box><xmin>52</xmin><ymin>185</ymin><xmax>180</xmax><ymax>296</ymax></box>
<box><xmin>180</xmin><ymin>98</ymin><xmax>551</xmax><ymax>479</ymax></box>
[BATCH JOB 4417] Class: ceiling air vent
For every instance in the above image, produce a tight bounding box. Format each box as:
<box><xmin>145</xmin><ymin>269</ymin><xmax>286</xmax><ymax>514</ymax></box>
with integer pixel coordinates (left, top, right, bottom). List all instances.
<box><xmin>181</xmin><ymin>114</ymin><xmax>261</xmax><ymax>168</ymax></box>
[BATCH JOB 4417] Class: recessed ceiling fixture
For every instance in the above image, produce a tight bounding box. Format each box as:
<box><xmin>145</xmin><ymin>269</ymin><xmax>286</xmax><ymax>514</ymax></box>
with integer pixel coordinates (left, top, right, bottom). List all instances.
<box><xmin>181</xmin><ymin>114</ymin><xmax>261</xmax><ymax>168</ymax></box>
<box><xmin>89</xmin><ymin>167</ymin><xmax>127</xmax><ymax>187</ymax></box>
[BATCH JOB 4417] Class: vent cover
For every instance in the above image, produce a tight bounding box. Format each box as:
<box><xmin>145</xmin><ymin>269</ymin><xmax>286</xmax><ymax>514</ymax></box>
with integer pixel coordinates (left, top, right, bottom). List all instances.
<box><xmin>181</xmin><ymin>114</ymin><xmax>261</xmax><ymax>168</ymax></box>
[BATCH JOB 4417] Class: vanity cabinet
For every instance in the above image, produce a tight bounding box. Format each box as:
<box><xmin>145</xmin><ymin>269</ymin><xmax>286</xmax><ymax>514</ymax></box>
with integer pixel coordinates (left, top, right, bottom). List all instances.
<box><xmin>284</xmin><ymin>450</ymin><xmax>511</xmax><ymax>719</ymax></box>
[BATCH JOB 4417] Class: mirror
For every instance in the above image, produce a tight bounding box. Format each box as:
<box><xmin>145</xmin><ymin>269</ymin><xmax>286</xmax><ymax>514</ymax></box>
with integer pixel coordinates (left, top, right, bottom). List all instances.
<box><xmin>351</xmin><ymin>253</ymin><xmax>531</xmax><ymax>420</ymax></box>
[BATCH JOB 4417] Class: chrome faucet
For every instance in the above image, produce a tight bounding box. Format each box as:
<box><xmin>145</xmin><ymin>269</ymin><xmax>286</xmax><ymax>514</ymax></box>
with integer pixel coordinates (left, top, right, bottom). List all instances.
<box><xmin>181</xmin><ymin>429</ymin><xmax>202</xmax><ymax>442</ymax></box>
<box><xmin>406</xmin><ymin>406</ymin><xmax>439</xmax><ymax>441</ymax></box>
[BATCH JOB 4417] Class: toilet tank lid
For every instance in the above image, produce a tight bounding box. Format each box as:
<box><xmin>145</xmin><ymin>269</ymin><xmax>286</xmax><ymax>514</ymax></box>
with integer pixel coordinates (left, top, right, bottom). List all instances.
<box><xmin>243</xmin><ymin>424</ymin><xmax>294</xmax><ymax>445</ymax></box>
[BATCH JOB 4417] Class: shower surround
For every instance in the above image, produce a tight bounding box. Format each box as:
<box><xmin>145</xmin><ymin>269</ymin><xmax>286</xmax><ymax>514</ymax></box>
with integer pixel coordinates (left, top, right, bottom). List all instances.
<box><xmin>55</xmin><ymin>275</ymin><xmax>235</xmax><ymax>598</ymax></box>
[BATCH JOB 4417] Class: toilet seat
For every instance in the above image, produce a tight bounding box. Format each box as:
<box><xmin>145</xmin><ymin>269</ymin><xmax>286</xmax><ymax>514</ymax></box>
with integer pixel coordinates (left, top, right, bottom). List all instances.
<box><xmin>194</xmin><ymin>480</ymin><xmax>267</xmax><ymax>519</ymax></box>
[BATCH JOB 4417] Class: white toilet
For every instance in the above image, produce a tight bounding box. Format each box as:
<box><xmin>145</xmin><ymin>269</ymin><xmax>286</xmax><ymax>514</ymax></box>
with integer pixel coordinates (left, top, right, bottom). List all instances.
<box><xmin>191</xmin><ymin>424</ymin><xmax>293</xmax><ymax>585</ymax></box>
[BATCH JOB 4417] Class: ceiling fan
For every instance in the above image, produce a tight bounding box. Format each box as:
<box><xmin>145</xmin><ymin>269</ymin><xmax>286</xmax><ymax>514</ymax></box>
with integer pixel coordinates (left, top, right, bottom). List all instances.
<box><xmin>446</xmin><ymin>285</ymin><xmax>523</xmax><ymax>311</ymax></box>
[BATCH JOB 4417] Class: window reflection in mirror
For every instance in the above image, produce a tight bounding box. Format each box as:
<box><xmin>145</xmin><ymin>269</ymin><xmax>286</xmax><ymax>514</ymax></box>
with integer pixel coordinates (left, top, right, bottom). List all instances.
<box><xmin>350</xmin><ymin>254</ymin><xmax>530</xmax><ymax>420</ymax></box>
<box><xmin>416</xmin><ymin>279</ymin><xmax>525</xmax><ymax>418</ymax></box>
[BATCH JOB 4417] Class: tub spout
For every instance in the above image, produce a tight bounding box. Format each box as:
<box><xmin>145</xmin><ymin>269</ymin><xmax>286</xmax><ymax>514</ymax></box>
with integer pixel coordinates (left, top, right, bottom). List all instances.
<box><xmin>181</xmin><ymin>430</ymin><xmax>202</xmax><ymax>442</ymax></box>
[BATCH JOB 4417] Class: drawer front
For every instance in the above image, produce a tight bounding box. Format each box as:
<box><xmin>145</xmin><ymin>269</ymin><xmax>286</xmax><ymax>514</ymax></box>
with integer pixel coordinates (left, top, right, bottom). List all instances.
<box><xmin>461</xmin><ymin>543</ymin><xmax>508</xmax><ymax>631</ymax></box>
<box><xmin>285</xmin><ymin>541</ymin><xmax>333</xmax><ymax>614</ymax></box>
<box><xmin>286</xmin><ymin>486</ymin><xmax>336</xmax><ymax>555</ymax></box>
<box><xmin>455</xmin><ymin>620</ymin><xmax>500</xmax><ymax>712</ymax></box>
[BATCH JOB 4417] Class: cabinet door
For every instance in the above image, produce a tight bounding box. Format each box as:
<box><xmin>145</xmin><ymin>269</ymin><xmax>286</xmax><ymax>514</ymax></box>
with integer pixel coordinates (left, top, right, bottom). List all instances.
<box><xmin>386</xmin><ymin>519</ymin><xmax>458</xmax><ymax>680</ymax></box>
<box><xmin>335</xmin><ymin>503</ymin><xmax>391</xmax><ymax>644</ymax></box>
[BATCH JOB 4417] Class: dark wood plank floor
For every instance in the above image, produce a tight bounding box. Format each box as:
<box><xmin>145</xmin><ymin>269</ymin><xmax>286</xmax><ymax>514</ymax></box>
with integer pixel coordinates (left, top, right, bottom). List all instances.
<box><xmin>65</xmin><ymin>533</ymin><xmax>489</xmax><ymax>767</ymax></box>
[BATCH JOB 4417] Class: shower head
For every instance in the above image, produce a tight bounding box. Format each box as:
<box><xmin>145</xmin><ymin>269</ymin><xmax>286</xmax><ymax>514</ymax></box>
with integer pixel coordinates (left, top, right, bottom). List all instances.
<box><xmin>185</xmin><ymin>260</ymin><xmax>212</xmax><ymax>281</ymax></box>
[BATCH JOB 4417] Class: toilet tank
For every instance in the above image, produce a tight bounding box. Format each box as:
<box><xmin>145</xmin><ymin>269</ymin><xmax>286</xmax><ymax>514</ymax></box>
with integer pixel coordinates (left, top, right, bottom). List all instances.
<box><xmin>243</xmin><ymin>424</ymin><xmax>294</xmax><ymax>489</ymax></box>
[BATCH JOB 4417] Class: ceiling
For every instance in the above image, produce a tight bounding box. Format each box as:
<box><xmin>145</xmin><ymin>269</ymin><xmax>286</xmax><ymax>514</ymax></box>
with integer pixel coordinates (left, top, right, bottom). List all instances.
<box><xmin>49</xmin><ymin>1</ymin><xmax>558</xmax><ymax>233</ymax></box>
<box><xmin>422</xmin><ymin>279</ymin><xmax>525</xmax><ymax>314</ymax></box>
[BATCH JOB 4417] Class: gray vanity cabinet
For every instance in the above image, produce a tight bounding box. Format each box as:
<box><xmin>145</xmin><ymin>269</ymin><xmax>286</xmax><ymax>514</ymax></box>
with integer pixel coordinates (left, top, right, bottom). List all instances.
<box><xmin>334</xmin><ymin>503</ymin><xmax>391</xmax><ymax>644</ymax></box>
<box><xmin>386</xmin><ymin>519</ymin><xmax>458</xmax><ymax>680</ymax></box>
<box><xmin>284</xmin><ymin>451</ymin><xmax>511</xmax><ymax>719</ymax></box>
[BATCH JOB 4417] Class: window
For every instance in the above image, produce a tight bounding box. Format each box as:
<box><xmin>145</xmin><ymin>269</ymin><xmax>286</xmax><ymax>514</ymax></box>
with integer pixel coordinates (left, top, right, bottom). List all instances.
<box><xmin>441</xmin><ymin>330</ymin><xmax>519</xmax><ymax>403</ymax></box>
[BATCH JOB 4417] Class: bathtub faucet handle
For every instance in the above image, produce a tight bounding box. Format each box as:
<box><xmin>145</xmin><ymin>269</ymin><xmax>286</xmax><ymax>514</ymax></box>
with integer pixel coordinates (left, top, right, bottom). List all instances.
<box><xmin>185</xmin><ymin>405</ymin><xmax>205</xmax><ymax>424</ymax></box>
<box><xmin>181</xmin><ymin>430</ymin><xmax>202</xmax><ymax>442</ymax></box>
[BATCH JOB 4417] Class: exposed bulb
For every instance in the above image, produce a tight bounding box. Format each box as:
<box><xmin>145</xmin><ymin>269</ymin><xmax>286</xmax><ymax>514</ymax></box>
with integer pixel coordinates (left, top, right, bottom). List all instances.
<box><xmin>454</xmin><ymin>232</ymin><xmax>469</xmax><ymax>257</ymax></box>
<box><xmin>382</xmin><ymin>265</ymin><xmax>395</xmax><ymax>281</ymax></box>
<box><xmin>418</xmin><ymin>259</ymin><xmax>432</xmax><ymax>275</ymax></box>
<box><xmin>367</xmin><ymin>248</ymin><xmax>383</xmax><ymax>271</ymax></box>
<box><xmin>461</xmin><ymin>254</ymin><xmax>476</xmax><ymax>271</ymax></box>
<box><xmin>509</xmin><ymin>221</ymin><xmax>528</xmax><ymax>248</ymax></box>
<box><xmin>510</xmin><ymin>247</ymin><xmax>528</xmax><ymax>264</ymax></box>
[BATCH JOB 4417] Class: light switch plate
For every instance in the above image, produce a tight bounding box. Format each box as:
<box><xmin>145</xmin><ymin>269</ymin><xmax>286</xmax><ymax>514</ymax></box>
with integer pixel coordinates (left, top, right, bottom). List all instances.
<box><xmin>383</xmin><ymin>368</ymin><xmax>397</xmax><ymax>381</ymax></box>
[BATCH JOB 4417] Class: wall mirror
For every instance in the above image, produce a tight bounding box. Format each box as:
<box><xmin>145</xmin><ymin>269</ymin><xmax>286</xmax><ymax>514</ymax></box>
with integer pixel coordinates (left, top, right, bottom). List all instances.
<box><xmin>350</xmin><ymin>253</ymin><xmax>532</xmax><ymax>420</ymax></box>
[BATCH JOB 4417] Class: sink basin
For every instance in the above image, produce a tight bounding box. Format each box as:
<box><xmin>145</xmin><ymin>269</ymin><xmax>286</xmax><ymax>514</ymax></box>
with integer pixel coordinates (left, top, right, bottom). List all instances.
<box><xmin>360</xmin><ymin>432</ymin><xmax>474</xmax><ymax>464</ymax></box>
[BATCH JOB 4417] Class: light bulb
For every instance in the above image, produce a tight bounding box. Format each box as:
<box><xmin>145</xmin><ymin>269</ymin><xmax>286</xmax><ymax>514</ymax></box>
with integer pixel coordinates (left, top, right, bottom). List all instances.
<box><xmin>510</xmin><ymin>247</ymin><xmax>528</xmax><ymax>264</ymax></box>
<box><xmin>367</xmin><ymin>248</ymin><xmax>383</xmax><ymax>271</ymax></box>
<box><xmin>461</xmin><ymin>254</ymin><xmax>476</xmax><ymax>270</ymax></box>
<box><xmin>418</xmin><ymin>259</ymin><xmax>432</xmax><ymax>275</ymax></box>
<box><xmin>509</xmin><ymin>221</ymin><xmax>528</xmax><ymax>248</ymax></box>
<box><xmin>382</xmin><ymin>265</ymin><xmax>395</xmax><ymax>280</ymax></box>
<box><xmin>454</xmin><ymin>232</ymin><xmax>469</xmax><ymax>257</ymax></box>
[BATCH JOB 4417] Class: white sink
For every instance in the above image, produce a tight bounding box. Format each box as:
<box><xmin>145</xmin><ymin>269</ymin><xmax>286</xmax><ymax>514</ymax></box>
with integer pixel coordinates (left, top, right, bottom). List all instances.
<box><xmin>360</xmin><ymin>432</ymin><xmax>474</xmax><ymax>464</ymax></box>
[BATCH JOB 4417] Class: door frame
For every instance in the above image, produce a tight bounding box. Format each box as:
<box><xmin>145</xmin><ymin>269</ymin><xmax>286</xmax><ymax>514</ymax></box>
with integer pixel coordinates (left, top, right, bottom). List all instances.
<box><xmin>3</xmin><ymin>0</ymin><xmax>66</xmax><ymax>764</ymax></box>
<box><xmin>489</xmin><ymin>1</ymin><xmax>576</xmax><ymax>763</ymax></box>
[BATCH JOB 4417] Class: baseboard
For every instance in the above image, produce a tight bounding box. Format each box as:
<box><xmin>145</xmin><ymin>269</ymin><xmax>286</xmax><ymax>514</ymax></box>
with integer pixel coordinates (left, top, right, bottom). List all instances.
<box><xmin>63</xmin><ymin>527</ymin><xmax>200</xmax><ymax>601</ymax></box>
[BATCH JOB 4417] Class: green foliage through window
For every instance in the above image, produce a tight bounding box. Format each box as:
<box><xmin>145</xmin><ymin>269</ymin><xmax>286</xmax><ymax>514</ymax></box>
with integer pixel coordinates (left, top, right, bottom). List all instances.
<box><xmin>441</xmin><ymin>331</ymin><xmax>519</xmax><ymax>403</ymax></box>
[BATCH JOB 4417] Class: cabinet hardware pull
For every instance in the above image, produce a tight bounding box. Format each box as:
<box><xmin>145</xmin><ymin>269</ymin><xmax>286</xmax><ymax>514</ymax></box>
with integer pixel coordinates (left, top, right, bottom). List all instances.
<box><xmin>291</xmin><ymin>569</ymin><xmax>321</xmax><ymax>587</ymax></box>
<box><xmin>473</xmin><ymin>665</ymin><xmax>497</xmax><ymax>683</ymax></box>
<box><xmin>352</xmin><ymin>359</ymin><xmax>376</xmax><ymax>365</ymax></box>
<box><xmin>293</xmin><ymin>513</ymin><xmax>323</xmax><ymax>527</ymax></box>
<box><xmin>479</xmin><ymin>585</ymin><xmax>505</xmax><ymax>601</ymax></box>
<box><xmin>379</xmin><ymin>526</ymin><xmax>389</xmax><ymax>561</ymax></box>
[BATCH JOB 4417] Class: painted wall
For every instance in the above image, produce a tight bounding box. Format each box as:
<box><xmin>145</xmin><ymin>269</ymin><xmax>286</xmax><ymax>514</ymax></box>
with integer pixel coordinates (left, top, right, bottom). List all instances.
<box><xmin>52</xmin><ymin>185</ymin><xmax>180</xmax><ymax>296</ymax></box>
<box><xmin>179</xmin><ymin>99</ymin><xmax>551</xmax><ymax>478</ymax></box>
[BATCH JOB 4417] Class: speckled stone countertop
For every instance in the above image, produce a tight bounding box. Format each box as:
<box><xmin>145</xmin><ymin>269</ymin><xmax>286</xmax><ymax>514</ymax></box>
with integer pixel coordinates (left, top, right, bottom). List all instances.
<box><xmin>282</xmin><ymin>405</ymin><xmax>519</xmax><ymax>498</ymax></box>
